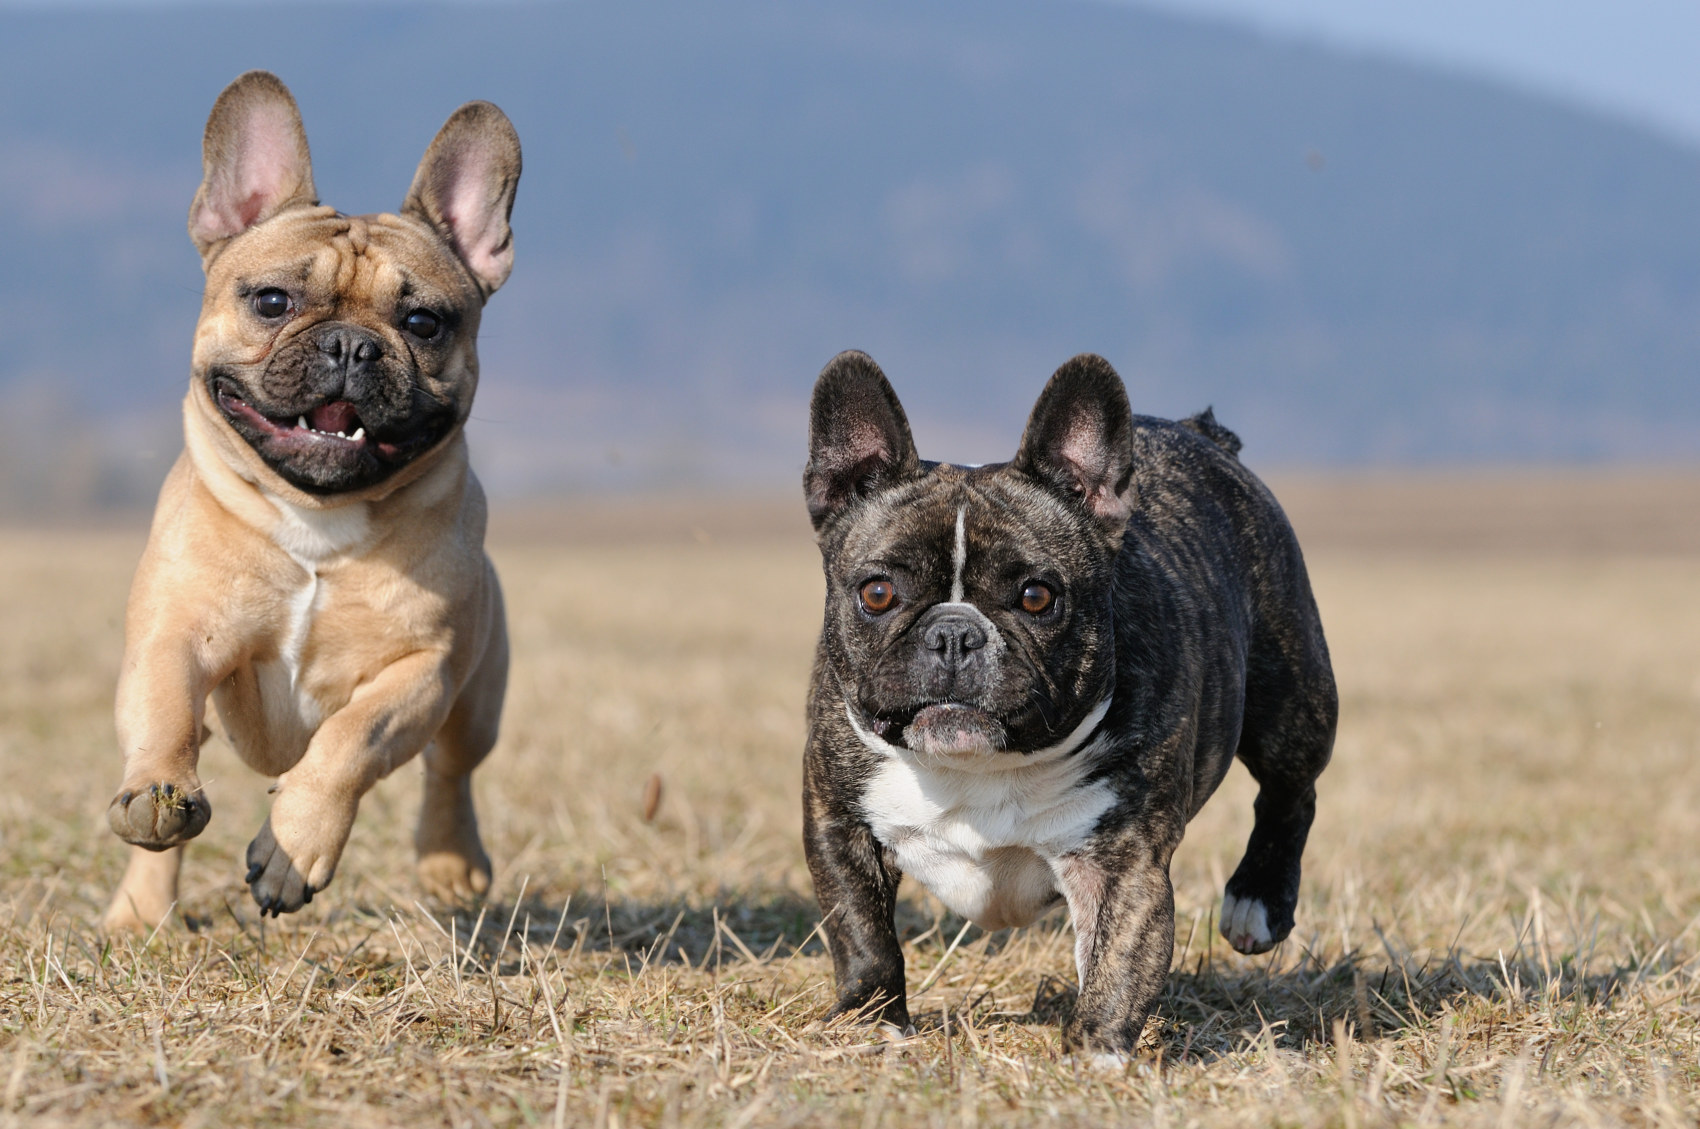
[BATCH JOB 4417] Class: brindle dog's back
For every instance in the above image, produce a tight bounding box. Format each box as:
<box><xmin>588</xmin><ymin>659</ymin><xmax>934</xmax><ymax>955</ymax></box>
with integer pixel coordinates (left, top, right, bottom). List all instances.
<box><xmin>1118</xmin><ymin>413</ymin><xmax>1337</xmax><ymax>943</ymax></box>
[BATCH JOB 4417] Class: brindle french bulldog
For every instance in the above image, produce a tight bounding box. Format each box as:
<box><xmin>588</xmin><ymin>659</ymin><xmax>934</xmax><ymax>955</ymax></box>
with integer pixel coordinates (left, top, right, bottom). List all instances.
<box><xmin>103</xmin><ymin>71</ymin><xmax>519</xmax><ymax>929</ymax></box>
<box><xmin>801</xmin><ymin>351</ymin><xmax>1337</xmax><ymax>1056</ymax></box>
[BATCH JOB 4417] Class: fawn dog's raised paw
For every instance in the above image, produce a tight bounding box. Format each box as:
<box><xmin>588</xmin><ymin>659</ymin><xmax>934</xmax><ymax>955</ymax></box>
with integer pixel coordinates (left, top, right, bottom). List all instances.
<box><xmin>107</xmin><ymin>783</ymin><xmax>210</xmax><ymax>850</ymax></box>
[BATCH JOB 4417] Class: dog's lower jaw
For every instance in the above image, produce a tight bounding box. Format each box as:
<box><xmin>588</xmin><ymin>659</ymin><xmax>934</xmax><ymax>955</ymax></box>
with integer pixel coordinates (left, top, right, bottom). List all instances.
<box><xmin>901</xmin><ymin>717</ymin><xmax>1001</xmax><ymax>758</ymax></box>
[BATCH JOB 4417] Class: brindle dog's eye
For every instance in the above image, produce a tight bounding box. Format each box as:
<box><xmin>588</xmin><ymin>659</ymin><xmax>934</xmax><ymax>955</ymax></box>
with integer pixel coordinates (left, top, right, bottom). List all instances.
<box><xmin>1020</xmin><ymin>582</ymin><xmax>1055</xmax><ymax>616</ymax></box>
<box><xmin>859</xmin><ymin>578</ymin><xmax>898</xmax><ymax>615</ymax></box>
<box><xmin>405</xmin><ymin>309</ymin><xmax>442</xmax><ymax>339</ymax></box>
<box><xmin>251</xmin><ymin>289</ymin><xmax>291</xmax><ymax>319</ymax></box>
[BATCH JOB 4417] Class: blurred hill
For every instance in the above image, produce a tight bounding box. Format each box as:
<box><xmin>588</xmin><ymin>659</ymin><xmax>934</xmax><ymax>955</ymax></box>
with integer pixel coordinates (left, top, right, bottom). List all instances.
<box><xmin>3</xmin><ymin>0</ymin><xmax>1700</xmax><ymax>512</ymax></box>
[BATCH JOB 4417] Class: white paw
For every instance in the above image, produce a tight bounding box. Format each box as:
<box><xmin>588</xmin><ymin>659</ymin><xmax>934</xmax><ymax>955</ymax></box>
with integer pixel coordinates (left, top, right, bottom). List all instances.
<box><xmin>1066</xmin><ymin>1051</ymin><xmax>1134</xmax><ymax>1073</ymax></box>
<box><xmin>1220</xmin><ymin>891</ymin><xmax>1274</xmax><ymax>954</ymax></box>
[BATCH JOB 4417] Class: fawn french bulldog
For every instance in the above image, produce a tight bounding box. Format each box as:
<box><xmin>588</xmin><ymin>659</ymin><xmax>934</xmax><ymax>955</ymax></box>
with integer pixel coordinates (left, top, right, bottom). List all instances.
<box><xmin>800</xmin><ymin>352</ymin><xmax>1337</xmax><ymax>1056</ymax></box>
<box><xmin>103</xmin><ymin>71</ymin><xmax>519</xmax><ymax>929</ymax></box>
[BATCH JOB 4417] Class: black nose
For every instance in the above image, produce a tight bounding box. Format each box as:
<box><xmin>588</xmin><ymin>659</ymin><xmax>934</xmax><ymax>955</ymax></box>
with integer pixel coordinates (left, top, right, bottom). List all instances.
<box><xmin>314</xmin><ymin>324</ymin><xmax>384</xmax><ymax>388</ymax></box>
<box><xmin>923</xmin><ymin>614</ymin><xmax>987</xmax><ymax>656</ymax></box>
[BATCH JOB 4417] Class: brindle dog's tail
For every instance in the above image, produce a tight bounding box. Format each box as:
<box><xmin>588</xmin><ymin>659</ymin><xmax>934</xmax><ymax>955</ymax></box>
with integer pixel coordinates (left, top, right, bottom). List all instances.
<box><xmin>1181</xmin><ymin>406</ymin><xmax>1242</xmax><ymax>458</ymax></box>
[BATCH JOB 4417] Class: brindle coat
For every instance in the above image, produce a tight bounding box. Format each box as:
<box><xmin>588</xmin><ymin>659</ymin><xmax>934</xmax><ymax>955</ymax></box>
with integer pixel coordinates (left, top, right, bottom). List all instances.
<box><xmin>801</xmin><ymin>351</ymin><xmax>1336</xmax><ymax>1054</ymax></box>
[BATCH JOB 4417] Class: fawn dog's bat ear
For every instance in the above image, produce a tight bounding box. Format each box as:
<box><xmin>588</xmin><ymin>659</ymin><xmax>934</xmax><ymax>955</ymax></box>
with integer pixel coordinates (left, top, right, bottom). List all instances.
<box><xmin>188</xmin><ymin>71</ymin><xmax>318</xmax><ymax>260</ymax></box>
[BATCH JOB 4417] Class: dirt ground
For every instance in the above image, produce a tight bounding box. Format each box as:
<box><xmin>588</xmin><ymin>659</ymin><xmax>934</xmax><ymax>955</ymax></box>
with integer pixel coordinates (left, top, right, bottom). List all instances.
<box><xmin>2</xmin><ymin>472</ymin><xmax>1699</xmax><ymax>1127</ymax></box>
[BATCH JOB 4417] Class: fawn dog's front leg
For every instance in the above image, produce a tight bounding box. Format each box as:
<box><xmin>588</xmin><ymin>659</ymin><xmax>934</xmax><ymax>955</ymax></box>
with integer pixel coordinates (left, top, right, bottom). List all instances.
<box><xmin>103</xmin><ymin>620</ymin><xmax>234</xmax><ymax>931</ymax></box>
<box><xmin>245</xmin><ymin>649</ymin><xmax>456</xmax><ymax>915</ymax></box>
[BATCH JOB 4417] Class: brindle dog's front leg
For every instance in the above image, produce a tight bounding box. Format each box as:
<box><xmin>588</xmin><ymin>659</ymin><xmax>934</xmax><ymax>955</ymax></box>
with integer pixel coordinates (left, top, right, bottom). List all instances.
<box><xmin>246</xmin><ymin>649</ymin><xmax>455</xmax><ymax>915</ymax></box>
<box><xmin>1064</xmin><ymin>843</ymin><xmax>1177</xmax><ymax>1057</ymax></box>
<box><xmin>803</xmin><ymin>753</ymin><xmax>911</xmax><ymax>1031</ymax></box>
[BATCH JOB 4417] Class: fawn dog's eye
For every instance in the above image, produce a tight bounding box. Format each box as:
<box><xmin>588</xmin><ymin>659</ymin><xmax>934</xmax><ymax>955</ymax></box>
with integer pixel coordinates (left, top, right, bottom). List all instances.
<box><xmin>404</xmin><ymin>309</ymin><xmax>442</xmax><ymax>339</ymax></box>
<box><xmin>251</xmin><ymin>289</ymin><xmax>291</xmax><ymax>319</ymax></box>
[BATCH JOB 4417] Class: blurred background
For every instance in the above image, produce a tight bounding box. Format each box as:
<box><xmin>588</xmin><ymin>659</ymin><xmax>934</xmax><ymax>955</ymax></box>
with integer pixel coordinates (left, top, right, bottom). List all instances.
<box><xmin>1</xmin><ymin>0</ymin><xmax>1698</xmax><ymax>513</ymax></box>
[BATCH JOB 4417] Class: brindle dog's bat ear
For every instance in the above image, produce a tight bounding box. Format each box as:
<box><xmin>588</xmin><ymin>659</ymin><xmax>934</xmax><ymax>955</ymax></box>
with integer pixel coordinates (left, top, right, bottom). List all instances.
<box><xmin>1013</xmin><ymin>354</ymin><xmax>1137</xmax><ymax>542</ymax></box>
<box><xmin>188</xmin><ymin>71</ymin><xmax>318</xmax><ymax>261</ymax></box>
<box><xmin>804</xmin><ymin>351</ymin><xmax>921</xmax><ymax>531</ymax></box>
<box><xmin>404</xmin><ymin>101</ymin><xmax>523</xmax><ymax>299</ymax></box>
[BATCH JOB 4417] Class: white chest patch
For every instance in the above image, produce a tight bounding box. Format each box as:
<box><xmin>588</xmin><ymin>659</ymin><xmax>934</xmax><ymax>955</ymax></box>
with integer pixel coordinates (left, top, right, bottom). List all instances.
<box><xmin>259</xmin><ymin>496</ymin><xmax>372</xmax><ymax>728</ymax></box>
<box><xmin>851</xmin><ymin>697</ymin><xmax>1114</xmax><ymax>930</ymax></box>
<box><xmin>268</xmin><ymin>496</ymin><xmax>372</xmax><ymax>563</ymax></box>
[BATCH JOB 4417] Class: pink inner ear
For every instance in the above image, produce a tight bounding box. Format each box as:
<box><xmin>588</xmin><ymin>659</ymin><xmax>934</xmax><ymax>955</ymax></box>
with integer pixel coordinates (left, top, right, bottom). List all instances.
<box><xmin>1058</xmin><ymin>419</ymin><xmax>1131</xmax><ymax>522</ymax></box>
<box><xmin>845</xmin><ymin>421</ymin><xmax>890</xmax><ymax>466</ymax></box>
<box><xmin>194</xmin><ymin>103</ymin><xmax>307</xmax><ymax>243</ymax></box>
<box><xmin>235</xmin><ymin>107</ymin><xmax>305</xmax><ymax>211</ymax></box>
<box><xmin>440</xmin><ymin>148</ymin><xmax>509</xmax><ymax>283</ymax></box>
<box><xmin>228</xmin><ymin>190</ymin><xmax>267</xmax><ymax>230</ymax></box>
<box><xmin>1059</xmin><ymin>423</ymin><xmax>1110</xmax><ymax>489</ymax></box>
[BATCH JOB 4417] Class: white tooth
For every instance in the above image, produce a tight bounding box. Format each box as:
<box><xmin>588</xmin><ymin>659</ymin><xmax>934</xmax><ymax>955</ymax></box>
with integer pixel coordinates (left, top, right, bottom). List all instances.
<box><xmin>297</xmin><ymin>416</ymin><xmax>309</xmax><ymax>430</ymax></box>
<box><xmin>351</xmin><ymin>427</ymin><xmax>365</xmax><ymax>441</ymax></box>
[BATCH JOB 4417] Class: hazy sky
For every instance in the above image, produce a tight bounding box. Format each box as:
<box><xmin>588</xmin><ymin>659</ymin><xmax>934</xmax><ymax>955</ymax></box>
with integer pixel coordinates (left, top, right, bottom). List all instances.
<box><xmin>1137</xmin><ymin>0</ymin><xmax>1700</xmax><ymax>146</ymax></box>
<box><xmin>3</xmin><ymin>0</ymin><xmax>1694</xmax><ymax>148</ymax></box>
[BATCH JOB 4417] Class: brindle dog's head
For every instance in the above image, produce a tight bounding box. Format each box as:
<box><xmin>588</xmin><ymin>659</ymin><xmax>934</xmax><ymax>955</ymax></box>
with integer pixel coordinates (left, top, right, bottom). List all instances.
<box><xmin>806</xmin><ymin>351</ymin><xmax>1136</xmax><ymax>759</ymax></box>
<box><xmin>185</xmin><ymin>71</ymin><xmax>520</xmax><ymax>498</ymax></box>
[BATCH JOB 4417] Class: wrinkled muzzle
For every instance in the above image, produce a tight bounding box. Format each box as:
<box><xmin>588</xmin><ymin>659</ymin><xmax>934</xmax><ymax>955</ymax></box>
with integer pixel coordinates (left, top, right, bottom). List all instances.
<box><xmin>854</xmin><ymin>602</ymin><xmax>1017</xmax><ymax>757</ymax></box>
<box><xmin>209</xmin><ymin>320</ymin><xmax>459</xmax><ymax>494</ymax></box>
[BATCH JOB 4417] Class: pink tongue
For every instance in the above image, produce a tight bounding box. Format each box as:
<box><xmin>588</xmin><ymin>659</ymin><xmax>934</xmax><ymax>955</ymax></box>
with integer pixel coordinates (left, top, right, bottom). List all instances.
<box><xmin>308</xmin><ymin>401</ymin><xmax>360</xmax><ymax>434</ymax></box>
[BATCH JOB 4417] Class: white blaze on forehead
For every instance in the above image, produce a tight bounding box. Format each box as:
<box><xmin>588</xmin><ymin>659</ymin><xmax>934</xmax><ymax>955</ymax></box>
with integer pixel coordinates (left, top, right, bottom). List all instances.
<box><xmin>950</xmin><ymin>503</ymin><xmax>967</xmax><ymax>603</ymax></box>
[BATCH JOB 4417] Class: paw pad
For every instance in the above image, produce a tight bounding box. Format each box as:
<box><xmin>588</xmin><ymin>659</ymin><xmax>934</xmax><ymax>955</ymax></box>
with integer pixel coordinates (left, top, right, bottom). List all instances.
<box><xmin>107</xmin><ymin>783</ymin><xmax>210</xmax><ymax>849</ymax></box>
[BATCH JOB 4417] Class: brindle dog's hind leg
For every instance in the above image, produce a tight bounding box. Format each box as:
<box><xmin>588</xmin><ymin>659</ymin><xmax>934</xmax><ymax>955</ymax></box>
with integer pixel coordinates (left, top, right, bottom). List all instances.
<box><xmin>1064</xmin><ymin>841</ymin><xmax>1177</xmax><ymax>1057</ymax></box>
<box><xmin>416</xmin><ymin>604</ymin><xmax>507</xmax><ymax>903</ymax></box>
<box><xmin>1220</xmin><ymin>654</ymin><xmax>1338</xmax><ymax>955</ymax></box>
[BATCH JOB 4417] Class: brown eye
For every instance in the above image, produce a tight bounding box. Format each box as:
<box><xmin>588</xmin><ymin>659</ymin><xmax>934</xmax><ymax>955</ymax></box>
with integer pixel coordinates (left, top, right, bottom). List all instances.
<box><xmin>859</xmin><ymin>578</ymin><xmax>898</xmax><ymax>615</ymax></box>
<box><xmin>1020</xmin><ymin>582</ymin><xmax>1054</xmax><ymax>616</ymax></box>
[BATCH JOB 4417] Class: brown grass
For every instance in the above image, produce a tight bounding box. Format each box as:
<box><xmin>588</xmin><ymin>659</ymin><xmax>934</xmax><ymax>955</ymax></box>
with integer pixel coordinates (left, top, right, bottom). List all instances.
<box><xmin>3</xmin><ymin>476</ymin><xmax>1700</xmax><ymax>1127</ymax></box>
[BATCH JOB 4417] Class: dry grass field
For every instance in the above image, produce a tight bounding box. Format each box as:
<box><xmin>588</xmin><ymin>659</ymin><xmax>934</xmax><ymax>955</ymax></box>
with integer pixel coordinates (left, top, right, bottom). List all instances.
<box><xmin>3</xmin><ymin>473</ymin><xmax>1700</xmax><ymax>1127</ymax></box>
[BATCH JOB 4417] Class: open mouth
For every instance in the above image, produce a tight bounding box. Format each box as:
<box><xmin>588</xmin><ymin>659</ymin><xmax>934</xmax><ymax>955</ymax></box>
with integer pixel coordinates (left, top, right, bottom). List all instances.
<box><xmin>216</xmin><ymin>381</ymin><xmax>365</xmax><ymax>442</ymax></box>
<box><xmin>214</xmin><ymin>382</ymin><xmax>415</xmax><ymax>462</ymax></box>
<box><xmin>207</xmin><ymin>373</ymin><xmax>458</xmax><ymax>495</ymax></box>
